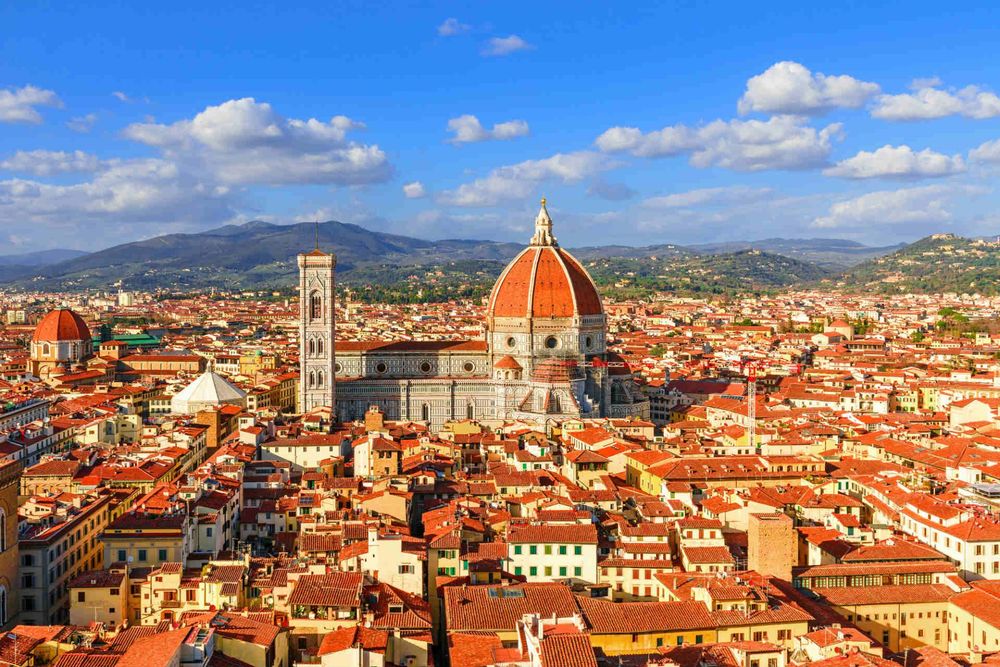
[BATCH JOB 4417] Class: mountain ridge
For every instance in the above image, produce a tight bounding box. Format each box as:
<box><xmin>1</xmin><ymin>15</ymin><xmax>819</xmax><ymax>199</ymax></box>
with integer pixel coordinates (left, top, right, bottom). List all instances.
<box><xmin>0</xmin><ymin>219</ymin><xmax>947</xmax><ymax>297</ymax></box>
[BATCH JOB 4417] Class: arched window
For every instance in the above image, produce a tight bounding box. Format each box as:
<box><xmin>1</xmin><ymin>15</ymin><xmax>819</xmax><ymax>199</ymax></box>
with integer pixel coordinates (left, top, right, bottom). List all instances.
<box><xmin>0</xmin><ymin>510</ymin><xmax>6</xmax><ymax>552</ymax></box>
<box><xmin>421</xmin><ymin>404</ymin><xmax>430</xmax><ymax>422</ymax></box>
<box><xmin>466</xmin><ymin>402</ymin><xmax>475</xmax><ymax>420</ymax></box>
<box><xmin>42</xmin><ymin>343</ymin><xmax>50</xmax><ymax>356</ymax></box>
<box><xmin>310</xmin><ymin>293</ymin><xmax>322</xmax><ymax>321</ymax></box>
<box><xmin>317</xmin><ymin>371</ymin><xmax>324</xmax><ymax>387</ymax></box>
<box><xmin>317</xmin><ymin>339</ymin><xmax>324</xmax><ymax>355</ymax></box>
<box><xmin>308</xmin><ymin>339</ymin><xmax>315</xmax><ymax>355</ymax></box>
<box><xmin>308</xmin><ymin>371</ymin><xmax>315</xmax><ymax>388</ymax></box>
<box><xmin>0</xmin><ymin>586</ymin><xmax>6</xmax><ymax>626</ymax></box>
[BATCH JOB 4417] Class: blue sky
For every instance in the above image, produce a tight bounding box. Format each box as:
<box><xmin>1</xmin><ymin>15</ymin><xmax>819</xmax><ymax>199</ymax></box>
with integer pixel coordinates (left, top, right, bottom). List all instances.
<box><xmin>2</xmin><ymin>1</ymin><xmax>1000</xmax><ymax>251</ymax></box>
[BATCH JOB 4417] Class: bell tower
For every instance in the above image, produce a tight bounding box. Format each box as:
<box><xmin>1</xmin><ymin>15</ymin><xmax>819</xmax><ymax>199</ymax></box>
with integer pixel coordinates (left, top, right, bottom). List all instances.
<box><xmin>298</xmin><ymin>238</ymin><xmax>337</xmax><ymax>415</ymax></box>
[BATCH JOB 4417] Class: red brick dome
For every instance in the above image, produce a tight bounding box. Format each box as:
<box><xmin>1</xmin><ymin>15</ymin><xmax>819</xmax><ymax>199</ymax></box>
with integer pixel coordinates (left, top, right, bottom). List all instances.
<box><xmin>488</xmin><ymin>201</ymin><xmax>603</xmax><ymax>319</ymax></box>
<box><xmin>32</xmin><ymin>308</ymin><xmax>92</xmax><ymax>343</ymax></box>
<box><xmin>488</xmin><ymin>246</ymin><xmax>603</xmax><ymax>319</ymax></box>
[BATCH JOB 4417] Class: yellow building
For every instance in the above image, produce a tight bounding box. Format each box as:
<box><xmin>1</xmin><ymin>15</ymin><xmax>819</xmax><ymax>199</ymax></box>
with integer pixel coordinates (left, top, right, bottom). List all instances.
<box><xmin>101</xmin><ymin>513</ymin><xmax>190</xmax><ymax>568</ymax></box>
<box><xmin>69</xmin><ymin>568</ymin><xmax>127</xmax><ymax>628</ymax></box>
<box><xmin>138</xmin><ymin>561</ymin><xmax>247</xmax><ymax>625</ymax></box>
<box><xmin>948</xmin><ymin>581</ymin><xmax>1000</xmax><ymax>658</ymax></box>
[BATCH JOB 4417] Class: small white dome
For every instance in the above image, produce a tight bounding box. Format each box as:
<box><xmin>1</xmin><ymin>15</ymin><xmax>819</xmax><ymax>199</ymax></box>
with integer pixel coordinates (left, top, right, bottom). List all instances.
<box><xmin>170</xmin><ymin>370</ymin><xmax>246</xmax><ymax>414</ymax></box>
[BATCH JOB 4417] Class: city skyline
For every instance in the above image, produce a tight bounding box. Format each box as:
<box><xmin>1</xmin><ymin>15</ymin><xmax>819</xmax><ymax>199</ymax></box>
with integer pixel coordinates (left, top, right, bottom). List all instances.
<box><xmin>2</xmin><ymin>2</ymin><xmax>1000</xmax><ymax>251</ymax></box>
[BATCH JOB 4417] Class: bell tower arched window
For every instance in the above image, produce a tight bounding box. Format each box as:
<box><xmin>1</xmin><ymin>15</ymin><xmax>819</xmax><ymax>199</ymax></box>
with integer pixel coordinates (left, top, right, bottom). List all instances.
<box><xmin>421</xmin><ymin>403</ymin><xmax>430</xmax><ymax>422</ymax></box>
<box><xmin>308</xmin><ymin>371</ymin><xmax>315</xmax><ymax>388</ymax></box>
<box><xmin>310</xmin><ymin>293</ymin><xmax>322</xmax><ymax>321</ymax></box>
<box><xmin>308</xmin><ymin>339</ymin><xmax>315</xmax><ymax>355</ymax></box>
<box><xmin>466</xmin><ymin>402</ymin><xmax>475</xmax><ymax>420</ymax></box>
<box><xmin>317</xmin><ymin>371</ymin><xmax>324</xmax><ymax>387</ymax></box>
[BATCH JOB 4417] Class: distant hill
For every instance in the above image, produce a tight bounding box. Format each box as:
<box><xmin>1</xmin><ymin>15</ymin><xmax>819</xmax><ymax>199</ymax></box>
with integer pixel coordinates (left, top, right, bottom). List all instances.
<box><xmin>16</xmin><ymin>220</ymin><xmax>980</xmax><ymax>299</ymax></box>
<box><xmin>580</xmin><ymin>249</ymin><xmax>832</xmax><ymax>298</ymax></box>
<box><xmin>0</xmin><ymin>248</ymin><xmax>88</xmax><ymax>266</ymax></box>
<box><xmin>13</xmin><ymin>221</ymin><xmax>524</xmax><ymax>291</ymax></box>
<box><xmin>827</xmin><ymin>234</ymin><xmax>1000</xmax><ymax>295</ymax></box>
<box><xmin>687</xmin><ymin>238</ymin><xmax>904</xmax><ymax>270</ymax></box>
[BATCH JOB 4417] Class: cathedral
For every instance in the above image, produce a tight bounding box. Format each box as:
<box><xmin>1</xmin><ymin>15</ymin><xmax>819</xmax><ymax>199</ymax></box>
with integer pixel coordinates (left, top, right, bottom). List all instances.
<box><xmin>298</xmin><ymin>199</ymin><xmax>650</xmax><ymax>428</ymax></box>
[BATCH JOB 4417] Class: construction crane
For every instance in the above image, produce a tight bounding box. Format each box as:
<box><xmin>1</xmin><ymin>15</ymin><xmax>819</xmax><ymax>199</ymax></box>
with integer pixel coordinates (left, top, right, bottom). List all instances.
<box><xmin>739</xmin><ymin>357</ymin><xmax>767</xmax><ymax>453</ymax></box>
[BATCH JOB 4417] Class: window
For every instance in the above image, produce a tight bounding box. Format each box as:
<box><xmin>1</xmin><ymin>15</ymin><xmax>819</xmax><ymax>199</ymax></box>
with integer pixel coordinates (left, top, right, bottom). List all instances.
<box><xmin>529</xmin><ymin>566</ymin><xmax>537</xmax><ymax>576</ymax></box>
<box><xmin>21</xmin><ymin>574</ymin><xmax>34</xmax><ymax>588</ymax></box>
<box><xmin>559</xmin><ymin>567</ymin><xmax>567</xmax><ymax>576</ymax></box>
<box><xmin>421</xmin><ymin>404</ymin><xmax>430</xmax><ymax>421</ymax></box>
<box><xmin>138</xmin><ymin>549</ymin><xmax>147</xmax><ymax>562</ymax></box>
<box><xmin>514</xmin><ymin>567</ymin><xmax>522</xmax><ymax>575</ymax></box>
<box><xmin>21</xmin><ymin>597</ymin><xmax>34</xmax><ymax>612</ymax></box>
<box><xmin>544</xmin><ymin>545</ymin><xmax>552</xmax><ymax>555</ymax></box>
<box><xmin>695</xmin><ymin>635</ymin><xmax>703</xmax><ymax>644</ymax></box>
<box><xmin>574</xmin><ymin>545</ymin><xmax>582</xmax><ymax>556</ymax></box>
<box><xmin>529</xmin><ymin>546</ymin><xmax>537</xmax><ymax>555</ymax></box>
<box><xmin>544</xmin><ymin>336</ymin><xmax>558</xmax><ymax>349</ymax></box>
<box><xmin>544</xmin><ymin>566</ymin><xmax>552</xmax><ymax>576</ymax></box>
<box><xmin>399</xmin><ymin>564</ymin><xmax>415</xmax><ymax>574</ymax></box>
<box><xmin>574</xmin><ymin>567</ymin><xmax>582</xmax><ymax>576</ymax></box>
<box><xmin>117</xmin><ymin>550</ymin><xmax>127</xmax><ymax>562</ymax></box>
<box><xmin>514</xmin><ymin>546</ymin><xmax>522</xmax><ymax>555</ymax></box>
<box><xmin>310</xmin><ymin>293</ymin><xmax>322</xmax><ymax>320</ymax></box>
<box><xmin>21</xmin><ymin>554</ymin><xmax>33</xmax><ymax>567</ymax></box>
<box><xmin>158</xmin><ymin>549</ymin><xmax>168</xmax><ymax>561</ymax></box>
<box><xmin>559</xmin><ymin>546</ymin><xmax>567</xmax><ymax>555</ymax></box>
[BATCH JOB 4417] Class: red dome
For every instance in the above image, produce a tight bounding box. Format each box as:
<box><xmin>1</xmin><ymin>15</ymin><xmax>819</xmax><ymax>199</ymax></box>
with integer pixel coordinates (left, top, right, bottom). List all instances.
<box><xmin>32</xmin><ymin>308</ymin><xmax>92</xmax><ymax>343</ymax></box>
<box><xmin>488</xmin><ymin>246</ymin><xmax>603</xmax><ymax>319</ymax></box>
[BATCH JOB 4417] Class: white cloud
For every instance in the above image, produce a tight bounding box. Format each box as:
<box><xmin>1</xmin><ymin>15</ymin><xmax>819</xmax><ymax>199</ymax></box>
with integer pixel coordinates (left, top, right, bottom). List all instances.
<box><xmin>824</xmin><ymin>145</ymin><xmax>966</xmax><ymax>179</ymax></box>
<box><xmin>446</xmin><ymin>114</ymin><xmax>529</xmax><ymax>144</ymax></box>
<box><xmin>872</xmin><ymin>83</ymin><xmax>1000</xmax><ymax>120</ymax></box>
<box><xmin>641</xmin><ymin>186</ymin><xmax>773</xmax><ymax>209</ymax></box>
<box><xmin>0</xmin><ymin>85</ymin><xmax>62</xmax><ymax>124</ymax></box>
<box><xmin>812</xmin><ymin>184</ymin><xmax>977</xmax><ymax>229</ymax></box>
<box><xmin>112</xmin><ymin>91</ymin><xmax>149</xmax><ymax>104</ymax></box>
<box><xmin>0</xmin><ymin>150</ymin><xmax>104</xmax><ymax>176</ymax></box>
<box><xmin>66</xmin><ymin>113</ymin><xmax>98</xmax><ymax>133</ymax></box>
<box><xmin>439</xmin><ymin>151</ymin><xmax>612</xmax><ymax>206</ymax></box>
<box><xmin>738</xmin><ymin>61</ymin><xmax>880</xmax><ymax>115</ymax></box>
<box><xmin>403</xmin><ymin>181</ymin><xmax>426</xmax><ymax>198</ymax></box>
<box><xmin>122</xmin><ymin>97</ymin><xmax>391</xmax><ymax>186</ymax></box>
<box><xmin>0</xmin><ymin>158</ymin><xmax>233</xmax><ymax>228</ymax></box>
<box><xmin>438</xmin><ymin>18</ymin><xmax>470</xmax><ymax>36</ymax></box>
<box><xmin>482</xmin><ymin>35</ymin><xmax>532</xmax><ymax>56</ymax></box>
<box><xmin>970</xmin><ymin>139</ymin><xmax>1000</xmax><ymax>163</ymax></box>
<box><xmin>596</xmin><ymin>115</ymin><xmax>842</xmax><ymax>171</ymax></box>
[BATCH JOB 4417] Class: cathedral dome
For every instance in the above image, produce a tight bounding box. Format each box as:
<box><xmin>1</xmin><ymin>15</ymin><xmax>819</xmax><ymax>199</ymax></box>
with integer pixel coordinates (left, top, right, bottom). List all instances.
<box><xmin>32</xmin><ymin>308</ymin><xmax>92</xmax><ymax>343</ymax></box>
<box><xmin>487</xmin><ymin>200</ymin><xmax>603</xmax><ymax>319</ymax></box>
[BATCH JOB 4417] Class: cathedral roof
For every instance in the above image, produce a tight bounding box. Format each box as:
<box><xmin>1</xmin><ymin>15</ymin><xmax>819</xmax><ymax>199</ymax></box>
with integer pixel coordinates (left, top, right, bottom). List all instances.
<box><xmin>487</xmin><ymin>200</ymin><xmax>603</xmax><ymax>319</ymax></box>
<box><xmin>32</xmin><ymin>308</ymin><xmax>92</xmax><ymax>343</ymax></box>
